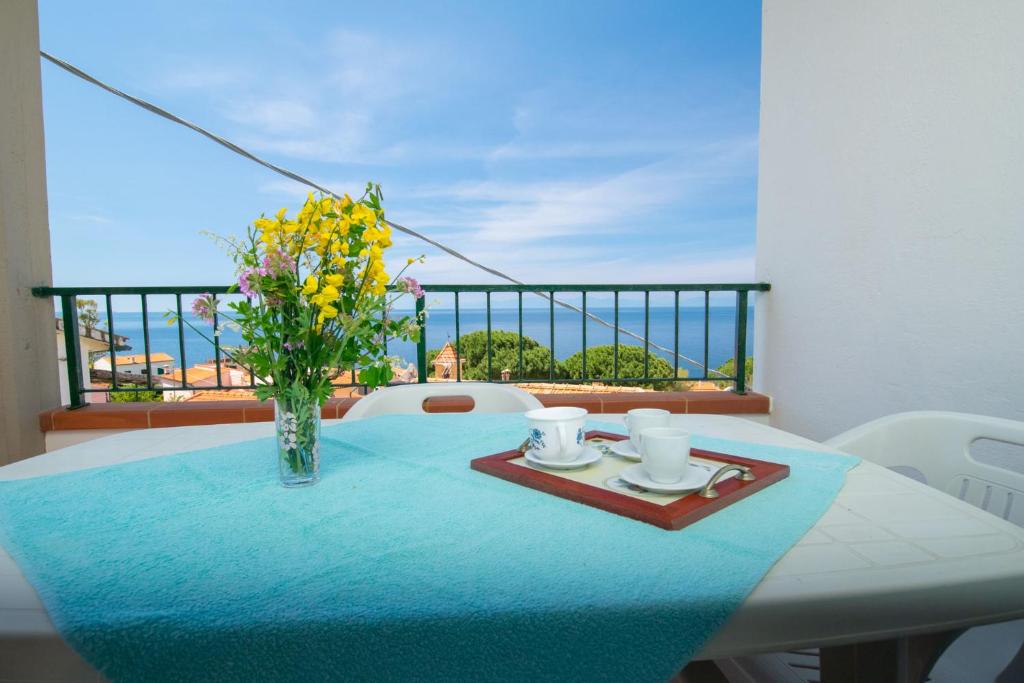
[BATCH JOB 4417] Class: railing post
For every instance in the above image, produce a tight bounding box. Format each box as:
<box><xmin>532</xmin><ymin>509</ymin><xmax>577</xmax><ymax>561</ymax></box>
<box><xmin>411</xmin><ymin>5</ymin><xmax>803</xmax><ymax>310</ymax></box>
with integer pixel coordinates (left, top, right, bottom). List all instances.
<box><xmin>454</xmin><ymin>291</ymin><xmax>461</xmax><ymax>382</ymax></box>
<box><xmin>733</xmin><ymin>290</ymin><xmax>749</xmax><ymax>395</ymax></box>
<box><xmin>415</xmin><ymin>295</ymin><xmax>427</xmax><ymax>383</ymax></box>
<box><xmin>486</xmin><ymin>291</ymin><xmax>492</xmax><ymax>382</ymax></box>
<box><xmin>643</xmin><ymin>290</ymin><xmax>650</xmax><ymax>381</ymax></box>
<box><xmin>60</xmin><ymin>294</ymin><xmax>85</xmax><ymax>409</ymax></box>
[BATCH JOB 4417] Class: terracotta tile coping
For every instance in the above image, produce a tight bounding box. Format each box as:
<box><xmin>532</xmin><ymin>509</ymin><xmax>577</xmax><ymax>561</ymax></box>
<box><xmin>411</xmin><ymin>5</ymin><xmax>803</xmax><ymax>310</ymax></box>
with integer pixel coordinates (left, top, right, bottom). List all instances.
<box><xmin>38</xmin><ymin>392</ymin><xmax>770</xmax><ymax>432</ymax></box>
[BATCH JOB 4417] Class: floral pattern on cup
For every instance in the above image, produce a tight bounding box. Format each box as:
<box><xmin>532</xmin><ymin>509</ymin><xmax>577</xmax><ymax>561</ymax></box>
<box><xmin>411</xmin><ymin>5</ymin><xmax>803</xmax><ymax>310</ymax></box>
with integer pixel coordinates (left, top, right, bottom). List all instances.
<box><xmin>529</xmin><ymin>428</ymin><xmax>547</xmax><ymax>451</ymax></box>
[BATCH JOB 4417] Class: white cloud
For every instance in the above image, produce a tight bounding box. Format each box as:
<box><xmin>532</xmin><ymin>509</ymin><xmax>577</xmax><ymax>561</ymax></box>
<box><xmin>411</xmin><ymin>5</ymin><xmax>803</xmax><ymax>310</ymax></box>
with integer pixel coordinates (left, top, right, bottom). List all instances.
<box><xmin>399</xmin><ymin>136</ymin><xmax>757</xmax><ymax>246</ymax></box>
<box><xmin>146</xmin><ymin>29</ymin><xmax>757</xmax><ymax>289</ymax></box>
<box><xmin>67</xmin><ymin>213</ymin><xmax>113</xmax><ymax>225</ymax></box>
<box><xmin>486</xmin><ymin>139</ymin><xmax>680</xmax><ymax>162</ymax></box>
<box><xmin>157</xmin><ymin>64</ymin><xmax>249</xmax><ymax>91</ymax></box>
<box><xmin>224</xmin><ymin>99</ymin><xmax>318</xmax><ymax>134</ymax></box>
<box><xmin>257</xmin><ymin>178</ymin><xmax>370</xmax><ymax>201</ymax></box>
<box><xmin>170</xmin><ymin>28</ymin><xmax>460</xmax><ymax>165</ymax></box>
<box><xmin>383</xmin><ymin>239</ymin><xmax>754</xmax><ymax>289</ymax></box>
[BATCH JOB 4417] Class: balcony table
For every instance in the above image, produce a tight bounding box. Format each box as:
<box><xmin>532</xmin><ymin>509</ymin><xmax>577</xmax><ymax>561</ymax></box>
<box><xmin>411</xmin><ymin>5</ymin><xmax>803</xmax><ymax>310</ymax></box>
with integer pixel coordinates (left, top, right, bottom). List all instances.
<box><xmin>2</xmin><ymin>414</ymin><xmax>1023</xmax><ymax>682</ymax></box>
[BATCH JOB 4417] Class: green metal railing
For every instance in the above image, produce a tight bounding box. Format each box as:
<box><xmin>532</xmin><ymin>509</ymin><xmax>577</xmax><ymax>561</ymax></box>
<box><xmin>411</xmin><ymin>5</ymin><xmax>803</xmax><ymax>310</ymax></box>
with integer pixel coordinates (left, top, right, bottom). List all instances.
<box><xmin>34</xmin><ymin>283</ymin><xmax>770</xmax><ymax>408</ymax></box>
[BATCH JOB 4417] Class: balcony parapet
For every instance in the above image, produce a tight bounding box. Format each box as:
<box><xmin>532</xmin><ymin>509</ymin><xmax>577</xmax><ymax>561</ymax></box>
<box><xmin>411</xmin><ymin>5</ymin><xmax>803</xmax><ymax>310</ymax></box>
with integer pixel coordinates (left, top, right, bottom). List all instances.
<box><xmin>38</xmin><ymin>391</ymin><xmax>770</xmax><ymax>432</ymax></box>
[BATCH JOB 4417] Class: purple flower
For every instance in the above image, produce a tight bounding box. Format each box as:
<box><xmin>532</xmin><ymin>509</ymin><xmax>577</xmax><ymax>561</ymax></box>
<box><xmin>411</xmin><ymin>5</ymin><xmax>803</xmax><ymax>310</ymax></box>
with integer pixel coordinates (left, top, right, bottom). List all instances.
<box><xmin>191</xmin><ymin>293</ymin><xmax>217</xmax><ymax>323</ymax></box>
<box><xmin>397</xmin><ymin>276</ymin><xmax>425</xmax><ymax>299</ymax></box>
<box><xmin>261</xmin><ymin>248</ymin><xmax>295</xmax><ymax>279</ymax></box>
<box><xmin>238</xmin><ymin>268</ymin><xmax>259</xmax><ymax>299</ymax></box>
<box><xmin>239</xmin><ymin>249</ymin><xmax>295</xmax><ymax>299</ymax></box>
<box><xmin>283</xmin><ymin>340</ymin><xmax>304</xmax><ymax>351</ymax></box>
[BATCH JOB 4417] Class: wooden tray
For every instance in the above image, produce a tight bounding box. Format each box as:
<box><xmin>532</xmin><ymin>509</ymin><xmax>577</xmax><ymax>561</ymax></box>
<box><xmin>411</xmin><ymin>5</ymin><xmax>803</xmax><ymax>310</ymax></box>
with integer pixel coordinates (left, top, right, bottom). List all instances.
<box><xmin>471</xmin><ymin>430</ymin><xmax>790</xmax><ymax>530</ymax></box>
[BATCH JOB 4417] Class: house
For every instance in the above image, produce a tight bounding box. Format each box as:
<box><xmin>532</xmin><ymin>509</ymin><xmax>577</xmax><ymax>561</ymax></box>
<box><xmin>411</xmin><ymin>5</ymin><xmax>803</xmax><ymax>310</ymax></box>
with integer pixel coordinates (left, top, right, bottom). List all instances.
<box><xmin>54</xmin><ymin>317</ymin><xmax>129</xmax><ymax>405</ymax></box>
<box><xmin>431</xmin><ymin>341</ymin><xmax>465</xmax><ymax>380</ymax></box>
<box><xmin>94</xmin><ymin>352</ymin><xmax>174</xmax><ymax>377</ymax></box>
<box><xmin>156</xmin><ymin>361</ymin><xmax>254</xmax><ymax>401</ymax></box>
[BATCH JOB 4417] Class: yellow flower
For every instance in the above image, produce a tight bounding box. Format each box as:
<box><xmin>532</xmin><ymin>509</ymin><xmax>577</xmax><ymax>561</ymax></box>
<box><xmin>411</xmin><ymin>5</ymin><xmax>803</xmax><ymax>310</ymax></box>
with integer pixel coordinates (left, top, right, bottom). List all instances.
<box><xmin>301</xmin><ymin>275</ymin><xmax>318</xmax><ymax>296</ymax></box>
<box><xmin>336</xmin><ymin>215</ymin><xmax>351</xmax><ymax>235</ymax></box>
<box><xmin>276</xmin><ymin>207</ymin><xmax>287</xmax><ymax>221</ymax></box>
<box><xmin>325</xmin><ymin>273</ymin><xmax>344</xmax><ymax>287</ymax></box>
<box><xmin>254</xmin><ymin>217</ymin><xmax>277</xmax><ymax>232</ymax></box>
<box><xmin>351</xmin><ymin>204</ymin><xmax>376</xmax><ymax>226</ymax></box>
<box><xmin>311</xmin><ymin>285</ymin><xmax>340</xmax><ymax>307</ymax></box>
<box><xmin>340</xmin><ymin>242</ymin><xmax>350</xmax><ymax>256</ymax></box>
<box><xmin>317</xmin><ymin>303</ymin><xmax>340</xmax><ymax>326</ymax></box>
<box><xmin>406</xmin><ymin>257</ymin><xmax>416</xmax><ymax>265</ymax></box>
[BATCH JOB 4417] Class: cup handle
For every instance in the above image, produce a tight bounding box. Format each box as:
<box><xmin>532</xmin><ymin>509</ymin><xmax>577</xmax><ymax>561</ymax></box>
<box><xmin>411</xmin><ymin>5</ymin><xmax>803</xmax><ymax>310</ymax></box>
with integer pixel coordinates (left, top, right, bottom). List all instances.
<box><xmin>557</xmin><ymin>423</ymin><xmax>568</xmax><ymax>454</ymax></box>
<box><xmin>623</xmin><ymin>415</ymin><xmax>631</xmax><ymax>432</ymax></box>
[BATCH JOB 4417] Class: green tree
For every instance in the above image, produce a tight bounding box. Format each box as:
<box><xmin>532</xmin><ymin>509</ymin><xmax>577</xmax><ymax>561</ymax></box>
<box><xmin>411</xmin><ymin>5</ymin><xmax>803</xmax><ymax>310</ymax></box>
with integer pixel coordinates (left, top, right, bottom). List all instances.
<box><xmin>77</xmin><ymin>298</ymin><xmax>100</xmax><ymax>329</ymax></box>
<box><xmin>714</xmin><ymin>357</ymin><xmax>754</xmax><ymax>389</ymax></box>
<box><xmin>109</xmin><ymin>389</ymin><xmax>163</xmax><ymax>403</ymax></box>
<box><xmin>426</xmin><ymin>330</ymin><xmax>563</xmax><ymax>381</ymax></box>
<box><xmin>562</xmin><ymin>345</ymin><xmax>686</xmax><ymax>389</ymax></box>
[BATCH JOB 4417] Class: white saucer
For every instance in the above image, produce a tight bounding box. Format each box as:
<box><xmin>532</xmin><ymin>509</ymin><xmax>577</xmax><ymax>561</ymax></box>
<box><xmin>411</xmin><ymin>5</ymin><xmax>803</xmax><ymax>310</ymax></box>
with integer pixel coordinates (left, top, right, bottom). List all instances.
<box><xmin>619</xmin><ymin>462</ymin><xmax>714</xmax><ymax>494</ymax></box>
<box><xmin>608</xmin><ymin>440</ymin><xmax>642</xmax><ymax>460</ymax></box>
<box><xmin>525</xmin><ymin>446</ymin><xmax>602</xmax><ymax>470</ymax></box>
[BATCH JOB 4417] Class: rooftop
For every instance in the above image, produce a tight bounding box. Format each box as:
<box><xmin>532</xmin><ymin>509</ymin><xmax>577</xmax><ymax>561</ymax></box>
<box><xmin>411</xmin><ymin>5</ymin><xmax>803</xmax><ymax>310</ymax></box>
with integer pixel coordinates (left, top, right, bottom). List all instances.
<box><xmin>99</xmin><ymin>352</ymin><xmax>174</xmax><ymax>365</ymax></box>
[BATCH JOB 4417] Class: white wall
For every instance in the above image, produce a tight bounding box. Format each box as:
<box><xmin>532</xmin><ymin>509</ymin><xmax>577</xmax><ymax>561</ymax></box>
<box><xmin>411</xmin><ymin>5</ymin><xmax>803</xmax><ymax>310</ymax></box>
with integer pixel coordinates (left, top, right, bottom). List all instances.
<box><xmin>0</xmin><ymin>1</ymin><xmax>60</xmax><ymax>463</ymax></box>
<box><xmin>755</xmin><ymin>1</ymin><xmax>1024</xmax><ymax>441</ymax></box>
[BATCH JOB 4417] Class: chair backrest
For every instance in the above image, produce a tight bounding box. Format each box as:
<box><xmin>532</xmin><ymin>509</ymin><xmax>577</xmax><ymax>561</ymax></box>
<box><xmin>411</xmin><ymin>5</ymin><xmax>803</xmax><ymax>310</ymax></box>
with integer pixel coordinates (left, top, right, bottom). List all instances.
<box><xmin>341</xmin><ymin>383</ymin><xmax>543</xmax><ymax>421</ymax></box>
<box><xmin>826</xmin><ymin>411</ymin><xmax>1024</xmax><ymax>526</ymax></box>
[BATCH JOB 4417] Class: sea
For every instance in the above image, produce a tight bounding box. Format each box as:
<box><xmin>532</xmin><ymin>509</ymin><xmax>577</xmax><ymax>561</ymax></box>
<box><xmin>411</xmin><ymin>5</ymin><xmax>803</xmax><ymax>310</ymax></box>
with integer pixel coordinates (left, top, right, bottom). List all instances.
<box><xmin>101</xmin><ymin>304</ymin><xmax>754</xmax><ymax>379</ymax></box>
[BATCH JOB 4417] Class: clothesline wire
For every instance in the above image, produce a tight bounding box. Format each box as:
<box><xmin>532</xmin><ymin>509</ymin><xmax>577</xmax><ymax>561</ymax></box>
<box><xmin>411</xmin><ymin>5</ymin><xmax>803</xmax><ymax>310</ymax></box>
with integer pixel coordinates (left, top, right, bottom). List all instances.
<box><xmin>39</xmin><ymin>50</ymin><xmax>728</xmax><ymax>379</ymax></box>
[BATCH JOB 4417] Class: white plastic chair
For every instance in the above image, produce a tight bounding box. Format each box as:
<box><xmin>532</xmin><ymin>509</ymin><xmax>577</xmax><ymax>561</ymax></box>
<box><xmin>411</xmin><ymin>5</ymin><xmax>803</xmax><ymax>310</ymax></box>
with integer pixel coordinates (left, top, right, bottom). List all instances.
<box><xmin>341</xmin><ymin>382</ymin><xmax>543</xmax><ymax>421</ymax></box>
<box><xmin>830</xmin><ymin>411</ymin><xmax>1024</xmax><ymax>682</ymax></box>
<box><xmin>825</xmin><ymin>410</ymin><xmax>1024</xmax><ymax>525</ymax></box>
<box><xmin>719</xmin><ymin>411</ymin><xmax>1024</xmax><ymax>683</ymax></box>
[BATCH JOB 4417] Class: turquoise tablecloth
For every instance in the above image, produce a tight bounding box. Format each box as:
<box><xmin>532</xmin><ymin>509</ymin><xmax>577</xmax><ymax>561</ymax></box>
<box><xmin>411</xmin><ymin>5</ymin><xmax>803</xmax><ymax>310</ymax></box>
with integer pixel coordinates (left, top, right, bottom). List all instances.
<box><xmin>0</xmin><ymin>414</ymin><xmax>857</xmax><ymax>682</ymax></box>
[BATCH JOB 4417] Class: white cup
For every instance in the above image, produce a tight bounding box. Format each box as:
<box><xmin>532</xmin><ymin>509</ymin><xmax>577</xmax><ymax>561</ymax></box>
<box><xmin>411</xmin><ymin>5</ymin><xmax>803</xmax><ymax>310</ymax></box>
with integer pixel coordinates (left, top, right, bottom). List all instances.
<box><xmin>639</xmin><ymin>427</ymin><xmax>691</xmax><ymax>484</ymax></box>
<box><xmin>623</xmin><ymin>408</ymin><xmax>671</xmax><ymax>452</ymax></box>
<box><xmin>525</xmin><ymin>407</ymin><xmax>588</xmax><ymax>462</ymax></box>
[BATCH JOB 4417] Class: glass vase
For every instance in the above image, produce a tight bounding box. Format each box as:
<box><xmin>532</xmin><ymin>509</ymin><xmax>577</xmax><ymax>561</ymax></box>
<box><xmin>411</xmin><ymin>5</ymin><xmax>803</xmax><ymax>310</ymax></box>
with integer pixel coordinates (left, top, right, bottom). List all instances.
<box><xmin>274</xmin><ymin>395</ymin><xmax>321</xmax><ymax>487</ymax></box>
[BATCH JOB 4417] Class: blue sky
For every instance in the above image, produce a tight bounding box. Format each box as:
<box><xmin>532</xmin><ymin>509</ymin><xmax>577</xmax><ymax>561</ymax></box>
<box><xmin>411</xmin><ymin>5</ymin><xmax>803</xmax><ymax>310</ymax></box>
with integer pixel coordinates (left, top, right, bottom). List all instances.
<box><xmin>38</xmin><ymin>1</ymin><xmax>761</xmax><ymax>291</ymax></box>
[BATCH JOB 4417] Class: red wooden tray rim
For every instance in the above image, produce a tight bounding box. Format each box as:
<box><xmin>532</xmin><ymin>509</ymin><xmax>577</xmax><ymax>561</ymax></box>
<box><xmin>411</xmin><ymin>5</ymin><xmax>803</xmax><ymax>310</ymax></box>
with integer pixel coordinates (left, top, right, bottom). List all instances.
<box><xmin>471</xmin><ymin>430</ymin><xmax>790</xmax><ymax>531</ymax></box>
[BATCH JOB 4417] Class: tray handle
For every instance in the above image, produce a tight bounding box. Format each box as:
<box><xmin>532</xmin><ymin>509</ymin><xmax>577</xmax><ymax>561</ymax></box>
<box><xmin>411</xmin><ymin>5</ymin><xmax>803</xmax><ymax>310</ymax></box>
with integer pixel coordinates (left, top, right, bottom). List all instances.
<box><xmin>698</xmin><ymin>464</ymin><xmax>756</xmax><ymax>499</ymax></box>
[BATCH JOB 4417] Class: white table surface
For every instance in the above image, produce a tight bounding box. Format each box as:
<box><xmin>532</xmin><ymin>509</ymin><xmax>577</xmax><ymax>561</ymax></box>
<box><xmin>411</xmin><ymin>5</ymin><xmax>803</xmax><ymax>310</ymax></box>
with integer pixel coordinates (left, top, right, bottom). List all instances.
<box><xmin>3</xmin><ymin>415</ymin><xmax>1024</xmax><ymax>681</ymax></box>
